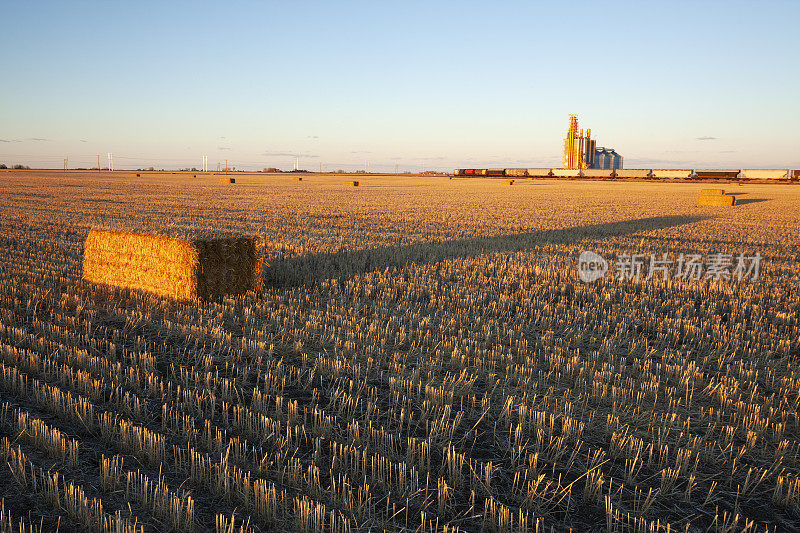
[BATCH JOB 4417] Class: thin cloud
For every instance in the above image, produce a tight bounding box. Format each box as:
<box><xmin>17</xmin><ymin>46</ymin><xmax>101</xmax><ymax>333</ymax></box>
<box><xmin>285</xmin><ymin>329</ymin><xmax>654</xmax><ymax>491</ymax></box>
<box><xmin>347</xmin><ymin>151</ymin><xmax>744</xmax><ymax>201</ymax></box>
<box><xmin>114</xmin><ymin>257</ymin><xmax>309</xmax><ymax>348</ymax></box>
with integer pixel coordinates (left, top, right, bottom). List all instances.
<box><xmin>350</xmin><ymin>151</ymin><xmax>372</xmax><ymax>154</ymax></box>
<box><xmin>217</xmin><ymin>146</ymin><xmax>232</xmax><ymax>151</ymax></box>
<box><xmin>308</xmin><ymin>135</ymin><xmax>319</xmax><ymax>139</ymax></box>
<box><xmin>626</xmin><ymin>157</ymin><xmax>694</xmax><ymax>166</ymax></box>
<box><xmin>262</xmin><ymin>151</ymin><xmax>319</xmax><ymax>158</ymax></box>
<box><xmin>0</xmin><ymin>139</ymin><xmax>21</xmax><ymax>143</ymax></box>
<box><xmin>80</xmin><ymin>139</ymin><xmax>88</xmax><ymax>143</ymax></box>
<box><xmin>696</xmin><ymin>136</ymin><xmax>717</xmax><ymax>141</ymax></box>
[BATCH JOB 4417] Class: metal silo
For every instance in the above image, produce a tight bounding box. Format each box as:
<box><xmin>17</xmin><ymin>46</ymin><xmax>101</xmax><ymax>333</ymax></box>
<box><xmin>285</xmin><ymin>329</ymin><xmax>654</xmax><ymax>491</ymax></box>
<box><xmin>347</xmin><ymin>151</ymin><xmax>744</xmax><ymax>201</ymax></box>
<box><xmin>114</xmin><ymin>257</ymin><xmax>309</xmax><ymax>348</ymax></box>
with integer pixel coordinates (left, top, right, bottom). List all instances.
<box><xmin>594</xmin><ymin>148</ymin><xmax>622</xmax><ymax>170</ymax></box>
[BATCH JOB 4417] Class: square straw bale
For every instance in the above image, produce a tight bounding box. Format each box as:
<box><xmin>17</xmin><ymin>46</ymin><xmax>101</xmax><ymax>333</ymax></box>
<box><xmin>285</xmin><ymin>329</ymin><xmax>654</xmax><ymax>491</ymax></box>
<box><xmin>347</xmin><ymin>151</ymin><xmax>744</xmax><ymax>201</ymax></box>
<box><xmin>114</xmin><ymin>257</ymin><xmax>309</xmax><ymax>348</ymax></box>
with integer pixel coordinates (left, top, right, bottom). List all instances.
<box><xmin>700</xmin><ymin>188</ymin><xmax>725</xmax><ymax>195</ymax></box>
<box><xmin>219</xmin><ymin>177</ymin><xmax>235</xmax><ymax>183</ymax></box>
<box><xmin>697</xmin><ymin>194</ymin><xmax>736</xmax><ymax>206</ymax></box>
<box><xmin>83</xmin><ymin>229</ymin><xmax>262</xmax><ymax>300</ymax></box>
<box><xmin>343</xmin><ymin>181</ymin><xmax>359</xmax><ymax>186</ymax></box>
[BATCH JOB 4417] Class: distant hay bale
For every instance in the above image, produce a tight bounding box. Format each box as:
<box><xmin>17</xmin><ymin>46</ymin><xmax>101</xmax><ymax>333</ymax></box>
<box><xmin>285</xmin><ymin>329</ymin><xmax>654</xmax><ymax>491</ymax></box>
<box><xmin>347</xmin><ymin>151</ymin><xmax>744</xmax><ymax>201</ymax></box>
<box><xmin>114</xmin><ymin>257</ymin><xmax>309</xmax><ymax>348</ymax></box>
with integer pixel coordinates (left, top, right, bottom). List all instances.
<box><xmin>83</xmin><ymin>229</ymin><xmax>262</xmax><ymax>300</ymax></box>
<box><xmin>219</xmin><ymin>177</ymin><xmax>235</xmax><ymax>183</ymax></box>
<box><xmin>700</xmin><ymin>188</ymin><xmax>725</xmax><ymax>195</ymax></box>
<box><xmin>344</xmin><ymin>181</ymin><xmax>359</xmax><ymax>187</ymax></box>
<box><xmin>504</xmin><ymin>179</ymin><xmax>514</xmax><ymax>185</ymax></box>
<box><xmin>294</xmin><ymin>177</ymin><xmax>303</xmax><ymax>181</ymax></box>
<box><xmin>698</xmin><ymin>194</ymin><xmax>736</xmax><ymax>206</ymax></box>
<box><xmin>136</xmin><ymin>173</ymin><xmax>141</xmax><ymax>177</ymax></box>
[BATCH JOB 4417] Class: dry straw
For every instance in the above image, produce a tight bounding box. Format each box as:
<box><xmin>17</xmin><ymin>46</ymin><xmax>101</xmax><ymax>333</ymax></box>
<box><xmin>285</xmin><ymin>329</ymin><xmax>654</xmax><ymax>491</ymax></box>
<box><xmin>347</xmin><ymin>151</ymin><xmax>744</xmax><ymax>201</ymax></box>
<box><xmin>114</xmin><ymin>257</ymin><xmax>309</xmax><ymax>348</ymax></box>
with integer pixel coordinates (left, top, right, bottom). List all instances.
<box><xmin>700</xmin><ymin>188</ymin><xmax>724</xmax><ymax>195</ymax></box>
<box><xmin>344</xmin><ymin>181</ymin><xmax>359</xmax><ymax>187</ymax></box>
<box><xmin>698</xmin><ymin>194</ymin><xmax>736</xmax><ymax>206</ymax></box>
<box><xmin>219</xmin><ymin>177</ymin><xmax>235</xmax><ymax>183</ymax></box>
<box><xmin>83</xmin><ymin>229</ymin><xmax>263</xmax><ymax>300</ymax></box>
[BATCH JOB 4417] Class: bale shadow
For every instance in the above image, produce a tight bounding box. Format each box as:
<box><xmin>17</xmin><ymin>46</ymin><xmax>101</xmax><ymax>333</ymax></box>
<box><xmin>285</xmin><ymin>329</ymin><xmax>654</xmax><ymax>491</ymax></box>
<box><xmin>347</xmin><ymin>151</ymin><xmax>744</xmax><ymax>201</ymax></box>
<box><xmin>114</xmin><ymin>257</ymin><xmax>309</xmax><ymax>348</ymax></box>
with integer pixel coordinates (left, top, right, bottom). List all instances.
<box><xmin>736</xmin><ymin>198</ymin><xmax>770</xmax><ymax>205</ymax></box>
<box><xmin>727</xmin><ymin>192</ymin><xmax>748</xmax><ymax>196</ymax></box>
<box><xmin>264</xmin><ymin>214</ymin><xmax>710</xmax><ymax>287</ymax></box>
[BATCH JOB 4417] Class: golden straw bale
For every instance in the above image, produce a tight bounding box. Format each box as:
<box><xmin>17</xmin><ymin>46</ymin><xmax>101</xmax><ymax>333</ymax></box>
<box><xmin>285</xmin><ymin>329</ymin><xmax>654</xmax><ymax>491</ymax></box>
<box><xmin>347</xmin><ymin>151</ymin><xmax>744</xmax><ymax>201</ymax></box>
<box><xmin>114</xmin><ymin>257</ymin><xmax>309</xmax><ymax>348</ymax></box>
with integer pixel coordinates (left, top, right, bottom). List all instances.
<box><xmin>700</xmin><ymin>188</ymin><xmax>724</xmax><ymax>195</ymax></box>
<box><xmin>504</xmin><ymin>179</ymin><xmax>514</xmax><ymax>185</ymax></box>
<box><xmin>294</xmin><ymin>177</ymin><xmax>303</xmax><ymax>181</ymax></box>
<box><xmin>83</xmin><ymin>229</ymin><xmax>262</xmax><ymax>300</ymax></box>
<box><xmin>698</xmin><ymin>194</ymin><xmax>736</xmax><ymax>206</ymax></box>
<box><xmin>219</xmin><ymin>177</ymin><xmax>235</xmax><ymax>183</ymax></box>
<box><xmin>344</xmin><ymin>181</ymin><xmax>359</xmax><ymax>186</ymax></box>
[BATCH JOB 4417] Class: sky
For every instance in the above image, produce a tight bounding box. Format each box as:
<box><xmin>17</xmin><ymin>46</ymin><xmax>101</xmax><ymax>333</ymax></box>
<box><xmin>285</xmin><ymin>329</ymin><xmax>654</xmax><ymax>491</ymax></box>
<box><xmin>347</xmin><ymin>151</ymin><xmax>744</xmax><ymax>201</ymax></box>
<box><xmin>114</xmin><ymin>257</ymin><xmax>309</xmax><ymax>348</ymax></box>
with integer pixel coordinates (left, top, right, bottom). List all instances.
<box><xmin>1</xmin><ymin>1</ymin><xmax>798</xmax><ymax>172</ymax></box>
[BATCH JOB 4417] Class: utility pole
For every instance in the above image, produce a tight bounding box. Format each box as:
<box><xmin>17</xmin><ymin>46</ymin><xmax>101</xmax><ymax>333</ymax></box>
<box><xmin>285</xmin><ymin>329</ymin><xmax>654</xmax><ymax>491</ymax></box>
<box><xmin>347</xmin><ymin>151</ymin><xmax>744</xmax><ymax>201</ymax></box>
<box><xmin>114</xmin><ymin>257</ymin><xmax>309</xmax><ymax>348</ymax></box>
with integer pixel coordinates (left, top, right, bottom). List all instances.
<box><xmin>97</xmin><ymin>155</ymin><xmax>100</xmax><ymax>172</ymax></box>
<box><xmin>107</xmin><ymin>153</ymin><xmax>113</xmax><ymax>171</ymax></box>
<box><xmin>64</xmin><ymin>157</ymin><xmax>68</xmax><ymax>172</ymax></box>
<box><xmin>225</xmin><ymin>159</ymin><xmax>228</xmax><ymax>172</ymax></box>
<box><xmin>395</xmin><ymin>163</ymin><xmax>399</xmax><ymax>174</ymax></box>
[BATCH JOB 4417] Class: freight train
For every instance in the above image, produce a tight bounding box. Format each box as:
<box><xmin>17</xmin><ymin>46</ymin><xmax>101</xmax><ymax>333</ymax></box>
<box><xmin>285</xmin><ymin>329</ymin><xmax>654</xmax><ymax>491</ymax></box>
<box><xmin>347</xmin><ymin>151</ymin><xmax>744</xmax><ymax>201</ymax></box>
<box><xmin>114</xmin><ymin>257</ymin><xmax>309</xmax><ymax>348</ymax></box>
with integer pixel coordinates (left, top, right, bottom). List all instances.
<box><xmin>453</xmin><ymin>168</ymin><xmax>799</xmax><ymax>180</ymax></box>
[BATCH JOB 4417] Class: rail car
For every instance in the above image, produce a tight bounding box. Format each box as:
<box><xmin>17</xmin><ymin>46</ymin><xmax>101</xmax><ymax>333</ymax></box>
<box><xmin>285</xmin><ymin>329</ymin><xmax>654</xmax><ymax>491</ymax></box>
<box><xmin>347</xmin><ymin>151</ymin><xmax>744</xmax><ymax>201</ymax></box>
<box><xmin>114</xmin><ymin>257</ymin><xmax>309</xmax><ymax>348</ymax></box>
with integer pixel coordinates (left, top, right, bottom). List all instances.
<box><xmin>694</xmin><ymin>169</ymin><xmax>741</xmax><ymax>180</ymax></box>
<box><xmin>452</xmin><ymin>167</ymin><xmax>799</xmax><ymax>180</ymax></box>
<box><xmin>651</xmin><ymin>169</ymin><xmax>693</xmax><ymax>179</ymax></box>
<box><xmin>614</xmin><ymin>169</ymin><xmax>652</xmax><ymax>179</ymax></box>
<box><xmin>740</xmin><ymin>169</ymin><xmax>790</xmax><ymax>180</ymax></box>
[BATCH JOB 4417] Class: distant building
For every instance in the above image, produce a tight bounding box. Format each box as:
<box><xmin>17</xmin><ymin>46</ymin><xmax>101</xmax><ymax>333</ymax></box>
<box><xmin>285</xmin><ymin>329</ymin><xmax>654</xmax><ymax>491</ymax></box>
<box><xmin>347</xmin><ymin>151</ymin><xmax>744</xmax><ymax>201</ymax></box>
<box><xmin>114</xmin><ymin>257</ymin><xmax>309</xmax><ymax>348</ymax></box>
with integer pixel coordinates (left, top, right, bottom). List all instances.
<box><xmin>593</xmin><ymin>148</ymin><xmax>623</xmax><ymax>170</ymax></box>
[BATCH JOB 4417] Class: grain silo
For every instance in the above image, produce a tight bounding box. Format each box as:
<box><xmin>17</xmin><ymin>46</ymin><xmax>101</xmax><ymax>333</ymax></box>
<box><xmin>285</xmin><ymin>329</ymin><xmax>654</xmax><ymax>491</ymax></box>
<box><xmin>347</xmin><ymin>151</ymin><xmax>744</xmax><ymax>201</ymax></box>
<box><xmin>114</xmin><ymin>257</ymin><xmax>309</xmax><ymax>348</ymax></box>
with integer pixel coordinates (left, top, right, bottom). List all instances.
<box><xmin>593</xmin><ymin>147</ymin><xmax>623</xmax><ymax>170</ymax></box>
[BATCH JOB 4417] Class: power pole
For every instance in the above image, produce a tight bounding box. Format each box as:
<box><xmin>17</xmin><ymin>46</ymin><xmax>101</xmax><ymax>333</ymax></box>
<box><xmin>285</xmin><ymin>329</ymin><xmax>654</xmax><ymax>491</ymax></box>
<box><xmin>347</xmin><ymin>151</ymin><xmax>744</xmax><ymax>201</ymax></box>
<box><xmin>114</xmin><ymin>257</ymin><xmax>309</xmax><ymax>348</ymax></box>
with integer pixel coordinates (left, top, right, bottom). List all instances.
<box><xmin>107</xmin><ymin>153</ymin><xmax>113</xmax><ymax>171</ymax></box>
<box><xmin>225</xmin><ymin>159</ymin><xmax>228</xmax><ymax>172</ymax></box>
<box><xmin>64</xmin><ymin>157</ymin><xmax>68</xmax><ymax>172</ymax></box>
<box><xmin>97</xmin><ymin>155</ymin><xmax>100</xmax><ymax>172</ymax></box>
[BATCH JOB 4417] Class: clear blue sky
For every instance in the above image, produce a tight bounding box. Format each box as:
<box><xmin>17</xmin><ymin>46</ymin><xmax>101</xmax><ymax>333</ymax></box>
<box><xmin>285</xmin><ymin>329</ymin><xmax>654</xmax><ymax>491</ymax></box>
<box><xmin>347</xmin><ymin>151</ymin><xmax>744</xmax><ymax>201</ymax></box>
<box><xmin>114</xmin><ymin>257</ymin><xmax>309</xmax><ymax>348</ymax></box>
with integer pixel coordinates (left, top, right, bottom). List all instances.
<box><xmin>1</xmin><ymin>1</ymin><xmax>798</xmax><ymax>171</ymax></box>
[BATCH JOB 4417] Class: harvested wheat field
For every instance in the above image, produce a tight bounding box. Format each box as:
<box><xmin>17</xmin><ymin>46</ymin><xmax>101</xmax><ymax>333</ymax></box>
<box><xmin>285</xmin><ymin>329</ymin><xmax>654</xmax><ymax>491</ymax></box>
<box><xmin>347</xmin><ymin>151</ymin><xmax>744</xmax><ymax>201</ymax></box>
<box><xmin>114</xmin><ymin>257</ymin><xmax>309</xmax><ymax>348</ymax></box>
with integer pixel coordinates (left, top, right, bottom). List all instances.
<box><xmin>1</xmin><ymin>170</ymin><xmax>800</xmax><ymax>532</ymax></box>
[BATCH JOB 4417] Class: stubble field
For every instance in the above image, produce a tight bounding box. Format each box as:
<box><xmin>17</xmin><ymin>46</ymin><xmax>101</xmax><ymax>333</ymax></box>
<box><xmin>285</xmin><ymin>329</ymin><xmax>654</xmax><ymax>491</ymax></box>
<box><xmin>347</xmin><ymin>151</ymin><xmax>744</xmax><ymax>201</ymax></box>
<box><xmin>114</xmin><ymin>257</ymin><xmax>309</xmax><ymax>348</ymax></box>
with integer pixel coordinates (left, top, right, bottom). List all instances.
<box><xmin>1</xmin><ymin>171</ymin><xmax>799</xmax><ymax>532</ymax></box>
